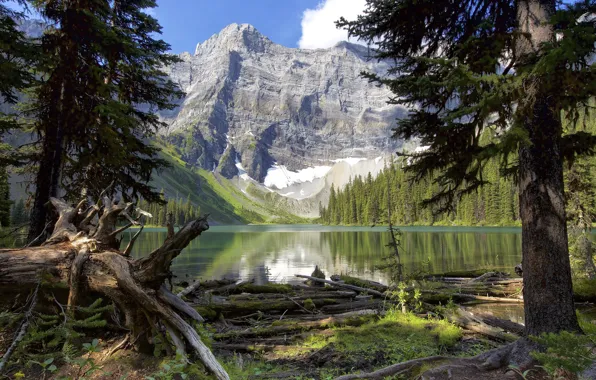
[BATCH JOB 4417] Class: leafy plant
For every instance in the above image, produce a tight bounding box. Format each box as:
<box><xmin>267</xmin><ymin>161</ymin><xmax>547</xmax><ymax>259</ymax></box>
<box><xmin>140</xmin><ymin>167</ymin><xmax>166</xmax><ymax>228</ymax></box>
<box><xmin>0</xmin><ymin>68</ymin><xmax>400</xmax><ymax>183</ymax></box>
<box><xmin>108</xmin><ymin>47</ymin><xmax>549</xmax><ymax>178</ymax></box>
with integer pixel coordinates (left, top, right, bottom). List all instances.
<box><xmin>62</xmin><ymin>338</ymin><xmax>106</xmax><ymax>380</ymax></box>
<box><xmin>146</xmin><ymin>351</ymin><xmax>190</xmax><ymax>380</ymax></box>
<box><xmin>29</xmin><ymin>357</ymin><xmax>58</xmax><ymax>380</ymax></box>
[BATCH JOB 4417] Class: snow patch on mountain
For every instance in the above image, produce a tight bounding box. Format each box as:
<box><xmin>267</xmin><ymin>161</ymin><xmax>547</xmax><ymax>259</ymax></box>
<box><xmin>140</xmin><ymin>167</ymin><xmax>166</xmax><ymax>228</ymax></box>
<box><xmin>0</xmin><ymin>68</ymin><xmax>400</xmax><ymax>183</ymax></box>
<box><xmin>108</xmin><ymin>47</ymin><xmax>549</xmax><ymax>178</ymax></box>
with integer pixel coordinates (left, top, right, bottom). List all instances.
<box><xmin>331</xmin><ymin>157</ymin><xmax>367</xmax><ymax>166</ymax></box>
<box><xmin>264</xmin><ymin>164</ymin><xmax>332</xmax><ymax>189</ymax></box>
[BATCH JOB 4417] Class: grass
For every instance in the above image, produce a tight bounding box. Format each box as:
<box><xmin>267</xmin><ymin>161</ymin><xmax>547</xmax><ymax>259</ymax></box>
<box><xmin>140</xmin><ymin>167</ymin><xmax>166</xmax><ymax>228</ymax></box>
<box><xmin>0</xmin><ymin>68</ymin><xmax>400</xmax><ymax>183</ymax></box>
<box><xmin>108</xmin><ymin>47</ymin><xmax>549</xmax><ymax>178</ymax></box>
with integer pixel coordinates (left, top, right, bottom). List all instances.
<box><xmin>261</xmin><ymin>310</ymin><xmax>462</xmax><ymax>377</ymax></box>
<box><xmin>151</xmin><ymin>140</ymin><xmax>307</xmax><ymax>225</ymax></box>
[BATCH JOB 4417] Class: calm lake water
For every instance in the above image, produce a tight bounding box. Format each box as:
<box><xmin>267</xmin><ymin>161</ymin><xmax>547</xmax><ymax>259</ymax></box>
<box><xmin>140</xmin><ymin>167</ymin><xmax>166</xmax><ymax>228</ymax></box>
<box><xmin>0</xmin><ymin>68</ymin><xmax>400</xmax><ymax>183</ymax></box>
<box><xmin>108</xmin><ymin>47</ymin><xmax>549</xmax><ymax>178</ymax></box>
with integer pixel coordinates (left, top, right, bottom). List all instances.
<box><xmin>125</xmin><ymin>225</ymin><xmax>522</xmax><ymax>285</ymax></box>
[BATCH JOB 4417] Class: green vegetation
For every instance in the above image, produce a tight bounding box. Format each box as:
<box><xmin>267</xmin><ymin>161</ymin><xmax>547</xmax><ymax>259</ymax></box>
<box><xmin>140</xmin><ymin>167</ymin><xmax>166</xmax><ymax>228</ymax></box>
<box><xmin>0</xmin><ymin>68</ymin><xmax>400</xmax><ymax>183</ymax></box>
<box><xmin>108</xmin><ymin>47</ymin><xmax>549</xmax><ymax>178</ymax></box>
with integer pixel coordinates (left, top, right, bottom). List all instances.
<box><xmin>321</xmin><ymin>153</ymin><xmax>520</xmax><ymax>227</ymax></box>
<box><xmin>264</xmin><ymin>310</ymin><xmax>461</xmax><ymax>377</ymax></box>
<box><xmin>149</xmin><ymin>140</ymin><xmax>305</xmax><ymax>224</ymax></box>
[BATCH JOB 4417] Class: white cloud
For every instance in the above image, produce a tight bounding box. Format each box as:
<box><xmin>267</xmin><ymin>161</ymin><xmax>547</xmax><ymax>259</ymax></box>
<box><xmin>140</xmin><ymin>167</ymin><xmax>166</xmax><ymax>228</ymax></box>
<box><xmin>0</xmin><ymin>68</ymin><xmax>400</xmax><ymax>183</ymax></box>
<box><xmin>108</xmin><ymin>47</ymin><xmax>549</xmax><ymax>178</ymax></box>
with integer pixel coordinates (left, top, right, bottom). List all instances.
<box><xmin>298</xmin><ymin>0</ymin><xmax>366</xmax><ymax>49</ymax></box>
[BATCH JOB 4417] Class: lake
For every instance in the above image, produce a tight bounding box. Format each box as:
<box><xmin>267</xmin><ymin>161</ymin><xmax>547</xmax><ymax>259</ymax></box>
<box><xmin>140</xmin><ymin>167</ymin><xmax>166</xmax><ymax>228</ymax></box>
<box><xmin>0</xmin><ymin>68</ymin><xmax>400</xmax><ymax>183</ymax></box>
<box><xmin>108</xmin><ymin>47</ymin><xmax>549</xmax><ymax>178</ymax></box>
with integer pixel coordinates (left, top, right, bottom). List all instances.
<box><xmin>125</xmin><ymin>225</ymin><xmax>522</xmax><ymax>285</ymax></box>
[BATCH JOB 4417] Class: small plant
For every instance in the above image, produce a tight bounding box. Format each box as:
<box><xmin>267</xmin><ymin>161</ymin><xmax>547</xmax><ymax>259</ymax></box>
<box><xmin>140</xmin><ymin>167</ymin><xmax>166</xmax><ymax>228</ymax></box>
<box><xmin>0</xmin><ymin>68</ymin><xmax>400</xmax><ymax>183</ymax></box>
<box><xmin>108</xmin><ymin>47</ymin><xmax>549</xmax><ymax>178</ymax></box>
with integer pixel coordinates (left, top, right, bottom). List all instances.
<box><xmin>29</xmin><ymin>357</ymin><xmax>58</xmax><ymax>380</ymax></box>
<box><xmin>412</xmin><ymin>288</ymin><xmax>423</xmax><ymax>313</ymax></box>
<box><xmin>530</xmin><ymin>331</ymin><xmax>595</xmax><ymax>377</ymax></box>
<box><xmin>396</xmin><ymin>282</ymin><xmax>409</xmax><ymax>313</ymax></box>
<box><xmin>146</xmin><ymin>351</ymin><xmax>190</xmax><ymax>380</ymax></box>
<box><xmin>63</xmin><ymin>338</ymin><xmax>106</xmax><ymax>380</ymax></box>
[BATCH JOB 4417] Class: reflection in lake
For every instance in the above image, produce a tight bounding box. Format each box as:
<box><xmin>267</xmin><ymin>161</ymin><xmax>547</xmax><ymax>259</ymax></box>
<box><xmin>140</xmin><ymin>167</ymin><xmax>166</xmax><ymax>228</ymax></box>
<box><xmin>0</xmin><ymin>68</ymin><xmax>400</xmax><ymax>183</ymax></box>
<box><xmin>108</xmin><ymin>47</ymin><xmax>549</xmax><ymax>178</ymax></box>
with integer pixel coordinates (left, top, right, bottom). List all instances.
<box><xmin>125</xmin><ymin>225</ymin><xmax>522</xmax><ymax>284</ymax></box>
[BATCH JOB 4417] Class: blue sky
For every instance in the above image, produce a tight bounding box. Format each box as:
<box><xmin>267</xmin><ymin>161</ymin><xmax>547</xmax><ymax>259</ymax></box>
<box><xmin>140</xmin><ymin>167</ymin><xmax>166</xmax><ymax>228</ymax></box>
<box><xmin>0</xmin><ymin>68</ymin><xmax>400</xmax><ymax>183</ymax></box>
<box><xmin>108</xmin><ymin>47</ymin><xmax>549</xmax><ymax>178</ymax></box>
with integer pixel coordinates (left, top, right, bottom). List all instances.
<box><xmin>8</xmin><ymin>0</ymin><xmax>367</xmax><ymax>53</ymax></box>
<box><xmin>154</xmin><ymin>0</ymin><xmax>319</xmax><ymax>53</ymax></box>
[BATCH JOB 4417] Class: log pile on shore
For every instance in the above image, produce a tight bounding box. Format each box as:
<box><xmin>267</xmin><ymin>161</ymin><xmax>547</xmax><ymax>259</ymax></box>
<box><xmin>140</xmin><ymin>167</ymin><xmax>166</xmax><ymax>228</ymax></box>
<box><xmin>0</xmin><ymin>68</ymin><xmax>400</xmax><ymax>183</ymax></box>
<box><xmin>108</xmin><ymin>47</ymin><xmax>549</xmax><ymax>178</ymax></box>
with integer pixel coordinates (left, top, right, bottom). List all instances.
<box><xmin>174</xmin><ymin>269</ymin><xmax>528</xmax><ymax>358</ymax></box>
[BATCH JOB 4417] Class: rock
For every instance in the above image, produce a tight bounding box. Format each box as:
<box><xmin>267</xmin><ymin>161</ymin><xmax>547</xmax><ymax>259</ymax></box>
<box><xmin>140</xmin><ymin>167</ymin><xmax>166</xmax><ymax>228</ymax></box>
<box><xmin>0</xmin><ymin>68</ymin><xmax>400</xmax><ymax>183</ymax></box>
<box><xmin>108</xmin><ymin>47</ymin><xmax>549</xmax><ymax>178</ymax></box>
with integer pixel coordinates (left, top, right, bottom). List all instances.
<box><xmin>159</xmin><ymin>23</ymin><xmax>408</xmax><ymax>183</ymax></box>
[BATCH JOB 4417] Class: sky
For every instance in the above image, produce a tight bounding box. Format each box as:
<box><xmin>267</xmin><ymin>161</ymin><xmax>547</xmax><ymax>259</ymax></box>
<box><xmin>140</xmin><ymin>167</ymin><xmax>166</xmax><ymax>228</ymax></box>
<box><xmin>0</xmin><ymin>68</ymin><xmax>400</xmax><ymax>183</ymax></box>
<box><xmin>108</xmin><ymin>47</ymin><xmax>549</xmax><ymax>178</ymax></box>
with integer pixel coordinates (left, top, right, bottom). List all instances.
<box><xmin>7</xmin><ymin>0</ymin><xmax>367</xmax><ymax>52</ymax></box>
<box><xmin>152</xmin><ymin>0</ymin><xmax>366</xmax><ymax>53</ymax></box>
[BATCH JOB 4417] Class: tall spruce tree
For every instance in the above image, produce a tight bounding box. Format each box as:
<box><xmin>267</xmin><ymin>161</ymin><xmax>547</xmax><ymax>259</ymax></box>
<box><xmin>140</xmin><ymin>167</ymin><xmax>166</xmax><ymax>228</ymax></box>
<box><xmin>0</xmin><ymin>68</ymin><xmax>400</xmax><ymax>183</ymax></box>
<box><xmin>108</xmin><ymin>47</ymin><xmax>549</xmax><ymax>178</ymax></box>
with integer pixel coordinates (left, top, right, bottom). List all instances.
<box><xmin>0</xmin><ymin>1</ymin><xmax>36</xmax><ymax>227</ymax></box>
<box><xmin>27</xmin><ymin>0</ymin><xmax>182</xmax><ymax>242</ymax></box>
<box><xmin>339</xmin><ymin>1</ymin><xmax>596</xmax><ymax>335</ymax></box>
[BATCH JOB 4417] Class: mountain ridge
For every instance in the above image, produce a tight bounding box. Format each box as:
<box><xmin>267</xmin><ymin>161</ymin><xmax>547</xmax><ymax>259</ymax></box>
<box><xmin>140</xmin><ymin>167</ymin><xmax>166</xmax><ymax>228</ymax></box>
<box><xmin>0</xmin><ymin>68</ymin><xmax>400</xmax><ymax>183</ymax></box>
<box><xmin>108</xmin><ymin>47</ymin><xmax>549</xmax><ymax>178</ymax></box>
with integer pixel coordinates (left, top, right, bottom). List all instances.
<box><xmin>159</xmin><ymin>23</ymin><xmax>406</xmax><ymax>214</ymax></box>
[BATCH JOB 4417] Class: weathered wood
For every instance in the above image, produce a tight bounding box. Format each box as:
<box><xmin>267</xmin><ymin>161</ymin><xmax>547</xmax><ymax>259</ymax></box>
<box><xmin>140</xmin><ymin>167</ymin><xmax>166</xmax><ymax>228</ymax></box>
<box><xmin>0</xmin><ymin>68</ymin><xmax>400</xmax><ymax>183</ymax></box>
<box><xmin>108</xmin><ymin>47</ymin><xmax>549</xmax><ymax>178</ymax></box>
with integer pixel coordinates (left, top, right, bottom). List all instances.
<box><xmin>229</xmin><ymin>290</ymin><xmax>356</xmax><ymax>302</ymax></box>
<box><xmin>0</xmin><ymin>284</ymin><xmax>40</xmax><ymax>372</ymax></box>
<box><xmin>0</xmin><ymin>196</ymin><xmax>229</xmax><ymax>380</ymax></box>
<box><xmin>214</xmin><ymin>313</ymin><xmax>375</xmax><ymax>340</ymax></box>
<box><xmin>295</xmin><ymin>274</ymin><xmax>385</xmax><ymax>297</ymax></box>
<box><xmin>134</xmin><ymin>215</ymin><xmax>210</xmax><ymax>288</ymax></box>
<box><xmin>472</xmin><ymin>312</ymin><xmax>525</xmax><ymax>336</ymax></box>
<box><xmin>445</xmin><ymin>308</ymin><xmax>519</xmax><ymax>342</ymax></box>
<box><xmin>320</xmin><ymin>300</ymin><xmax>383</xmax><ymax>314</ymax></box>
<box><xmin>421</xmin><ymin>290</ymin><xmax>523</xmax><ymax>303</ymax></box>
<box><xmin>158</xmin><ymin>286</ymin><xmax>204</xmax><ymax>323</ymax></box>
<box><xmin>469</xmin><ymin>272</ymin><xmax>499</xmax><ymax>283</ymax></box>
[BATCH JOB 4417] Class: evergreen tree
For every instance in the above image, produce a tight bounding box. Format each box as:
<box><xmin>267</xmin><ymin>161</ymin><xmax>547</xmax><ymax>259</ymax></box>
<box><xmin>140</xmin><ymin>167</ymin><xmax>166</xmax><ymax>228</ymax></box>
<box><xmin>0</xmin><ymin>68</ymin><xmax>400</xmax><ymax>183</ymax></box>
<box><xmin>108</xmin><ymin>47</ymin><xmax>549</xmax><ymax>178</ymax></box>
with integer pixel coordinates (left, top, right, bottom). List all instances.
<box><xmin>0</xmin><ymin>167</ymin><xmax>9</xmax><ymax>227</ymax></box>
<box><xmin>11</xmin><ymin>198</ymin><xmax>28</xmax><ymax>226</ymax></box>
<box><xmin>27</xmin><ymin>0</ymin><xmax>183</xmax><ymax>242</ymax></box>
<box><xmin>0</xmin><ymin>1</ymin><xmax>36</xmax><ymax>228</ymax></box>
<box><xmin>0</xmin><ymin>0</ymin><xmax>35</xmax><ymax>163</ymax></box>
<box><xmin>338</xmin><ymin>0</ymin><xmax>596</xmax><ymax>335</ymax></box>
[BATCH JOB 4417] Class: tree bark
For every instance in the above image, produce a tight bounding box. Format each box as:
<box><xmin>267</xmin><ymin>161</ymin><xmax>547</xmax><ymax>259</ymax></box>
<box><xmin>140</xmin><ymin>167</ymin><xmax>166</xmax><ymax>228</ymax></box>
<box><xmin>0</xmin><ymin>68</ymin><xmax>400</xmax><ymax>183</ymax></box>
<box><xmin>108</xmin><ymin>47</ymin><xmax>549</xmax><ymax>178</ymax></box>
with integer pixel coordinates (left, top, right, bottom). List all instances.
<box><xmin>516</xmin><ymin>0</ymin><xmax>581</xmax><ymax>335</ymax></box>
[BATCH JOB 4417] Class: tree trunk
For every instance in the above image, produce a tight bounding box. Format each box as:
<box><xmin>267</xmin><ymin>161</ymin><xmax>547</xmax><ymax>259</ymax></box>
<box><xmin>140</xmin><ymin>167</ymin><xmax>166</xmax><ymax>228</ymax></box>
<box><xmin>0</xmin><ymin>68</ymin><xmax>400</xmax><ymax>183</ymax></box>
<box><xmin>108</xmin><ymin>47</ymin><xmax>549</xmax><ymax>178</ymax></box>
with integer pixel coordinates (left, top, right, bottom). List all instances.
<box><xmin>516</xmin><ymin>0</ymin><xmax>581</xmax><ymax>335</ymax></box>
<box><xmin>5</xmin><ymin>197</ymin><xmax>230</xmax><ymax>379</ymax></box>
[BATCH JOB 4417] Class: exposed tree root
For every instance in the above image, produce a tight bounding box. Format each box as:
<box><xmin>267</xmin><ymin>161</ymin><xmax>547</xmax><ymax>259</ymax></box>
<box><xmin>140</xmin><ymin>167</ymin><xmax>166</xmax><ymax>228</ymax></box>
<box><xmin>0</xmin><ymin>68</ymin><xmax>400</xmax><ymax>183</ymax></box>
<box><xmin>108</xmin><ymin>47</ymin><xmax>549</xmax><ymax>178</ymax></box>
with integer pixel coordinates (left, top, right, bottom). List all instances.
<box><xmin>334</xmin><ymin>355</ymin><xmax>451</xmax><ymax>380</ymax></box>
<box><xmin>0</xmin><ymin>197</ymin><xmax>230</xmax><ymax>379</ymax></box>
<box><xmin>335</xmin><ymin>338</ymin><xmax>540</xmax><ymax>380</ymax></box>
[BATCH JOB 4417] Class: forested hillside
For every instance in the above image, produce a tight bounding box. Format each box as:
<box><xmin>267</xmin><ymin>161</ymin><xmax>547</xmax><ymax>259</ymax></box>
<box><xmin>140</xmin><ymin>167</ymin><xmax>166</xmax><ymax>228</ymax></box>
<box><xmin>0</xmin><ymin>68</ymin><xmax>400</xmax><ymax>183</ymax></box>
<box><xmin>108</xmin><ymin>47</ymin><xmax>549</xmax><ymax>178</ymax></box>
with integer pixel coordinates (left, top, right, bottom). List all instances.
<box><xmin>321</xmin><ymin>116</ymin><xmax>596</xmax><ymax>227</ymax></box>
<box><xmin>320</xmin><ymin>155</ymin><xmax>520</xmax><ymax>226</ymax></box>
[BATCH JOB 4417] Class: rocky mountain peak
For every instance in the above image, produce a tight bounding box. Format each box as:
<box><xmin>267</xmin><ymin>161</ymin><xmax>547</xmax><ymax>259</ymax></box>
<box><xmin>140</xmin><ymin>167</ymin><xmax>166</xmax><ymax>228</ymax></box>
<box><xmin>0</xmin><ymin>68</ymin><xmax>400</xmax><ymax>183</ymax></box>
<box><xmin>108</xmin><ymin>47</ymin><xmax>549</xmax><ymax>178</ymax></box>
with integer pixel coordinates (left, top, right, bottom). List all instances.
<box><xmin>161</xmin><ymin>23</ymin><xmax>407</xmax><ymax>212</ymax></box>
<box><xmin>194</xmin><ymin>23</ymin><xmax>271</xmax><ymax>55</ymax></box>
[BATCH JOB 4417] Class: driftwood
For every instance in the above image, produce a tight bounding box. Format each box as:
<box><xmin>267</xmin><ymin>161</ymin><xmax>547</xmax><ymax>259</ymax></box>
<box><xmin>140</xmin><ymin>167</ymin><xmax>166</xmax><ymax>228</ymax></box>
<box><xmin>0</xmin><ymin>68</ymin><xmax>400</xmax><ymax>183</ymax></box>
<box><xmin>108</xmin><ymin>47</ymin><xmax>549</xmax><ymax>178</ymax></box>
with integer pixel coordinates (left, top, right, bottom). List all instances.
<box><xmin>0</xmin><ymin>197</ymin><xmax>229</xmax><ymax>379</ymax></box>
<box><xmin>295</xmin><ymin>275</ymin><xmax>385</xmax><ymax>297</ymax></box>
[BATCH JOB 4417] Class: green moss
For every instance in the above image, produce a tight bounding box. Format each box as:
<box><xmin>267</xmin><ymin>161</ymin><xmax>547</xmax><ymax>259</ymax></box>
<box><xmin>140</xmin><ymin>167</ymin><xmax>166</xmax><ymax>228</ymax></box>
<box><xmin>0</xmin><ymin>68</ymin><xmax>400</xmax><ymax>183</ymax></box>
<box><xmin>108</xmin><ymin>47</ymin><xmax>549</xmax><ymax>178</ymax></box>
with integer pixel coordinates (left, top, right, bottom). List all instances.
<box><xmin>303</xmin><ymin>298</ymin><xmax>315</xmax><ymax>311</ymax></box>
<box><xmin>235</xmin><ymin>283</ymin><xmax>293</xmax><ymax>294</ymax></box>
<box><xmin>339</xmin><ymin>275</ymin><xmax>387</xmax><ymax>292</ymax></box>
<box><xmin>194</xmin><ymin>306</ymin><xmax>218</xmax><ymax>321</ymax></box>
<box><xmin>573</xmin><ymin>278</ymin><xmax>596</xmax><ymax>302</ymax></box>
<box><xmin>270</xmin><ymin>311</ymin><xmax>461</xmax><ymax>369</ymax></box>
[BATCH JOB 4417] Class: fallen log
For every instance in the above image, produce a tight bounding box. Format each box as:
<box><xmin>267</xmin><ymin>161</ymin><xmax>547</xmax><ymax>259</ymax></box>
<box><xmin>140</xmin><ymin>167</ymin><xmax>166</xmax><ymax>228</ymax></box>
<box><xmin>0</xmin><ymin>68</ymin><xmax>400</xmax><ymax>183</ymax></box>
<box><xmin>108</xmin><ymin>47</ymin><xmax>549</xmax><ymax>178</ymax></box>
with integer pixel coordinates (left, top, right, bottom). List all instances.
<box><xmin>193</xmin><ymin>297</ymin><xmax>340</xmax><ymax>318</ymax></box>
<box><xmin>332</xmin><ymin>275</ymin><xmax>389</xmax><ymax>292</ymax></box>
<box><xmin>445</xmin><ymin>308</ymin><xmax>520</xmax><ymax>342</ymax></box>
<box><xmin>295</xmin><ymin>275</ymin><xmax>385</xmax><ymax>297</ymax></box>
<box><xmin>470</xmin><ymin>312</ymin><xmax>525</xmax><ymax>336</ymax></box>
<box><xmin>213</xmin><ymin>312</ymin><xmax>376</xmax><ymax>340</ymax></box>
<box><xmin>469</xmin><ymin>272</ymin><xmax>500</xmax><ymax>283</ymax></box>
<box><xmin>421</xmin><ymin>290</ymin><xmax>523</xmax><ymax>303</ymax></box>
<box><xmin>320</xmin><ymin>300</ymin><xmax>383</xmax><ymax>314</ymax></box>
<box><xmin>229</xmin><ymin>290</ymin><xmax>356</xmax><ymax>302</ymax></box>
<box><xmin>0</xmin><ymin>197</ymin><xmax>230</xmax><ymax>379</ymax></box>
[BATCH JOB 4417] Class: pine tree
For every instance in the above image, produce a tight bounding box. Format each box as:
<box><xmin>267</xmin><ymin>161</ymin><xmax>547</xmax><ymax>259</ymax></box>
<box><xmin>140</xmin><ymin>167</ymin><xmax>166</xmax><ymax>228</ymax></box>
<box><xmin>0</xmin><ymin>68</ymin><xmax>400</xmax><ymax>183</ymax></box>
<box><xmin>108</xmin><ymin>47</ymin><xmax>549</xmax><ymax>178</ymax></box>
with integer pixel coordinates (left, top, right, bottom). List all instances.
<box><xmin>0</xmin><ymin>167</ymin><xmax>9</xmax><ymax>227</ymax></box>
<box><xmin>338</xmin><ymin>0</ymin><xmax>595</xmax><ymax>335</ymax></box>
<box><xmin>0</xmin><ymin>1</ymin><xmax>36</xmax><ymax>164</ymax></box>
<box><xmin>27</xmin><ymin>0</ymin><xmax>183</xmax><ymax>241</ymax></box>
<box><xmin>11</xmin><ymin>198</ymin><xmax>27</xmax><ymax>226</ymax></box>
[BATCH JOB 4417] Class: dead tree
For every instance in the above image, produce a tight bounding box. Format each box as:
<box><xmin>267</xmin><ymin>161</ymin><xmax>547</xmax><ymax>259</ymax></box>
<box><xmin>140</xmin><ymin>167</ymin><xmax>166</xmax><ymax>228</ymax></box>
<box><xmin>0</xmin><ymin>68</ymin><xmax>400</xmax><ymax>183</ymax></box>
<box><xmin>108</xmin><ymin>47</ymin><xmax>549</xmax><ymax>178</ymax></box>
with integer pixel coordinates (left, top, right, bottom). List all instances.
<box><xmin>0</xmin><ymin>197</ymin><xmax>229</xmax><ymax>380</ymax></box>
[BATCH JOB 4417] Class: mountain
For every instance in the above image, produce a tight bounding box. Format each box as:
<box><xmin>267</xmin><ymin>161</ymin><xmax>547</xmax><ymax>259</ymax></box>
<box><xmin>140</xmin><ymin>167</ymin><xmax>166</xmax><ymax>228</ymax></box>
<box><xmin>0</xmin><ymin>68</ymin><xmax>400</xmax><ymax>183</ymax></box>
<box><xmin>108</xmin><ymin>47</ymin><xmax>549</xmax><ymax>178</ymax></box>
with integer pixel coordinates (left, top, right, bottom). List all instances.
<box><xmin>159</xmin><ymin>24</ymin><xmax>408</xmax><ymax>216</ymax></box>
<box><xmin>7</xmin><ymin>22</ymin><xmax>408</xmax><ymax>223</ymax></box>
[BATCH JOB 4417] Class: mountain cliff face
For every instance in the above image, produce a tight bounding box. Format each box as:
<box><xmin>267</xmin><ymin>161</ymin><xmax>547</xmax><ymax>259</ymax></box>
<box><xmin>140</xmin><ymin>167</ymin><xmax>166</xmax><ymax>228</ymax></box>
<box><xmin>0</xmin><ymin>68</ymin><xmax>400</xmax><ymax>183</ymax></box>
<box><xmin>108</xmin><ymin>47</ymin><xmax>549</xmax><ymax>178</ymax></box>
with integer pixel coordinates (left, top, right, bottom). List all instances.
<box><xmin>160</xmin><ymin>24</ymin><xmax>406</xmax><ymax>193</ymax></box>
